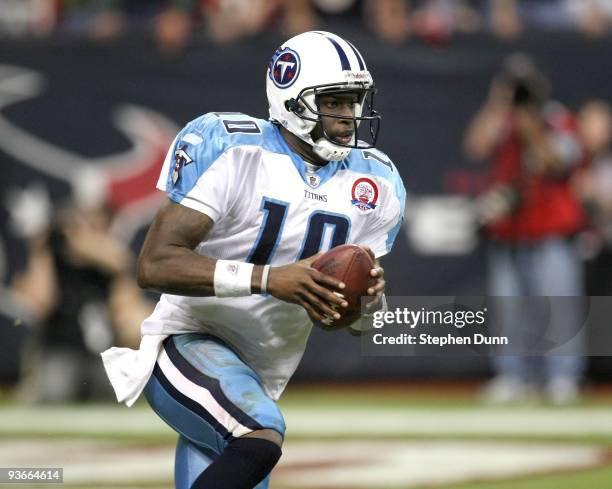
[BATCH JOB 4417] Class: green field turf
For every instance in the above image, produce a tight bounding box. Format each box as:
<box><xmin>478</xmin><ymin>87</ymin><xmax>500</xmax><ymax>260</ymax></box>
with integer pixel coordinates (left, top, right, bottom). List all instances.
<box><xmin>0</xmin><ymin>384</ymin><xmax>610</xmax><ymax>488</ymax></box>
<box><xmin>440</xmin><ymin>466</ymin><xmax>612</xmax><ymax>489</ymax></box>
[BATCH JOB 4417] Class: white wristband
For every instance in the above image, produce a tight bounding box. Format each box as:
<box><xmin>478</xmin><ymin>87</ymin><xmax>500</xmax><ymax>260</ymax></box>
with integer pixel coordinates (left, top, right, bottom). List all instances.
<box><xmin>260</xmin><ymin>265</ymin><xmax>271</xmax><ymax>294</ymax></box>
<box><xmin>214</xmin><ymin>260</ymin><xmax>254</xmax><ymax>297</ymax></box>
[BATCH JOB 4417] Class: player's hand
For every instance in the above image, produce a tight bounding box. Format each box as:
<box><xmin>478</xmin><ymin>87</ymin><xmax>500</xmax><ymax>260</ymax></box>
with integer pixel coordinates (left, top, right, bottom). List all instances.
<box><xmin>266</xmin><ymin>254</ymin><xmax>348</xmax><ymax>323</ymax></box>
<box><xmin>361</xmin><ymin>246</ymin><xmax>385</xmax><ymax>315</ymax></box>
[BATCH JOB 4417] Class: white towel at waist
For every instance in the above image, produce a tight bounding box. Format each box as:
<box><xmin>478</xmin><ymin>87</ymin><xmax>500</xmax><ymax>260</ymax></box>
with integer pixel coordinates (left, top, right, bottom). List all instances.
<box><xmin>101</xmin><ymin>334</ymin><xmax>168</xmax><ymax>407</ymax></box>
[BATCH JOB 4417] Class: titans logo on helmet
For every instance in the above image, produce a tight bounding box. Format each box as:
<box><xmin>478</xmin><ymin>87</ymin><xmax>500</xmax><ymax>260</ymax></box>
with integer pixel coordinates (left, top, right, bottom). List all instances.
<box><xmin>269</xmin><ymin>48</ymin><xmax>300</xmax><ymax>89</ymax></box>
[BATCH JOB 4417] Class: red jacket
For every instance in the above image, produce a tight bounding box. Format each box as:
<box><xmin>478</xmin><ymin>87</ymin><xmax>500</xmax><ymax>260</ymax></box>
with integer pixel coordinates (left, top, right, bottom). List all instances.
<box><xmin>486</xmin><ymin>105</ymin><xmax>586</xmax><ymax>241</ymax></box>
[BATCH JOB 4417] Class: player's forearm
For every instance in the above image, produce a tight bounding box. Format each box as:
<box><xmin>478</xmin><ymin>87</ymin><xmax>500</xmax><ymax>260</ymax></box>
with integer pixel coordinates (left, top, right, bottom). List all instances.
<box><xmin>137</xmin><ymin>246</ymin><xmax>265</xmax><ymax>297</ymax></box>
<box><xmin>137</xmin><ymin>246</ymin><xmax>218</xmax><ymax>296</ymax></box>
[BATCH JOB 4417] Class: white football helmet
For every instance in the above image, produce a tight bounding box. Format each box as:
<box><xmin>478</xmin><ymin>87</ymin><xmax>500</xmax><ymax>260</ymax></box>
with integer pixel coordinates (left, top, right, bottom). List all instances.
<box><xmin>266</xmin><ymin>31</ymin><xmax>380</xmax><ymax>162</ymax></box>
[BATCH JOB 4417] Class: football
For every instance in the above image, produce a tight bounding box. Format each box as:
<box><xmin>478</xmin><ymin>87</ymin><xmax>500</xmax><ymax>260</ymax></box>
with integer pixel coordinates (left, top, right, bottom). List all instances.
<box><xmin>311</xmin><ymin>244</ymin><xmax>377</xmax><ymax>330</ymax></box>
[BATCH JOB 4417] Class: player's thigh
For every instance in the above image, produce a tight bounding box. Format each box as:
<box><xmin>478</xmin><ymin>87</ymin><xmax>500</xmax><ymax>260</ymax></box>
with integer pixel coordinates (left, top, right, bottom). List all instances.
<box><xmin>173</xmin><ymin>334</ymin><xmax>285</xmax><ymax>437</ymax></box>
<box><xmin>144</xmin><ymin>333</ymin><xmax>285</xmax><ymax>453</ymax></box>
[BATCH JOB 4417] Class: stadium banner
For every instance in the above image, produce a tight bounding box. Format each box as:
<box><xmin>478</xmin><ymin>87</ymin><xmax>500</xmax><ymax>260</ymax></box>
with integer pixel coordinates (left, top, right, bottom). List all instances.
<box><xmin>1</xmin><ymin>32</ymin><xmax>612</xmax><ymax>381</ymax></box>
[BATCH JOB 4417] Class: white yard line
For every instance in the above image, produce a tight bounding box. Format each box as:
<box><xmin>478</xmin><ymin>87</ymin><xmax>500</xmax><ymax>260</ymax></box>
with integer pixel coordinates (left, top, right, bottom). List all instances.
<box><xmin>0</xmin><ymin>405</ymin><xmax>611</xmax><ymax>438</ymax></box>
<box><xmin>284</xmin><ymin>407</ymin><xmax>612</xmax><ymax>437</ymax></box>
<box><xmin>277</xmin><ymin>440</ymin><xmax>605</xmax><ymax>488</ymax></box>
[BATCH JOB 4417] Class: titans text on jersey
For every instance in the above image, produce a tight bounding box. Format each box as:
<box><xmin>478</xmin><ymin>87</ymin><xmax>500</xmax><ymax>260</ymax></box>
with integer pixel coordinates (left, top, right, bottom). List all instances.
<box><xmin>102</xmin><ymin>30</ymin><xmax>406</xmax><ymax>489</ymax></box>
<box><xmin>150</xmin><ymin>111</ymin><xmax>405</xmax><ymax>400</ymax></box>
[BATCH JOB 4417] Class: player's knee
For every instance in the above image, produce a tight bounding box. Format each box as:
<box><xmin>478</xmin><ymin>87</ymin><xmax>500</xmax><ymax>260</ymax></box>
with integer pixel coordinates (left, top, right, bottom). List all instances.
<box><xmin>243</xmin><ymin>428</ymin><xmax>284</xmax><ymax>448</ymax></box>
<box><xmin>246</xmin><ymin>404</ymin><xmax>285</xmax><ymax>447</ymax></box>
<box><xmin>191</xmin><ymin>435</ymin><xmax>282</xmax><ymax>489</ymax></box>
<box><xmin>228</xmin><ymin>435</ymin><xmax>282</xmax><ymax>476</ymax></box>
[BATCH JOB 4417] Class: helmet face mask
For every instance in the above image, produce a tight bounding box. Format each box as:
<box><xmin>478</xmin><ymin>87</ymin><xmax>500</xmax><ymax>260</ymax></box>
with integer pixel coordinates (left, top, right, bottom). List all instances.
<box><xmin>288</xmin><ymin>82</ymin><xmax>381</xmax><ymax>150</ymax></box>
<box><xmin>267</xmin><ymin>31</ymin><xmax>381</xmax><ymax>162</ymax></box>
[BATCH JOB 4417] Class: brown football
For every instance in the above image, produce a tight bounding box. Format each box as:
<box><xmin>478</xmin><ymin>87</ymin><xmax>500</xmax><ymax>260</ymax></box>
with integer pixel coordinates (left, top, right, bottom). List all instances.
<box><xmin>311</xmin><ymin>244</ymin><xmax>377</xmax><ymax>330</ymax></box>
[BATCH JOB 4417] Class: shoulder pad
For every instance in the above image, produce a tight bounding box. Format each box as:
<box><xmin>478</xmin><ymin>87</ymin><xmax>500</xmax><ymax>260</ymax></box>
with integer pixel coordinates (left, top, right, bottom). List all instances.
<box><xmin>347</xmin><ymin>147</ymin><xmax>398</xmax><ymax>176</ymax></box>
<box><xmin>178</xmin><ymin>112</ymin><xmax>272</xmax><ymax>152</ymax></box>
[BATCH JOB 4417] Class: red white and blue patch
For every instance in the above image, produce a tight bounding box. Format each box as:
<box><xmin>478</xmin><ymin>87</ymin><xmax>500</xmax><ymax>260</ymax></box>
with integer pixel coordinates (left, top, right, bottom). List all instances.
<box><xmin>351</xmin><ymin>177</ymin><xmax>378</xmax><ymax>211</ymax></box>
<box><xmin>269</xmin><ymin>47</ymin><xmax>300</xmax><ymax>89</ymax></box>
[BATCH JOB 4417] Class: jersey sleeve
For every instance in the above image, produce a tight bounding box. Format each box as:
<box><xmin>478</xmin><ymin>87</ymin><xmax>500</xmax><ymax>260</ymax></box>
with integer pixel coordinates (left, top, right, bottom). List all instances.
<box><xmin>156</xmin><ymin>114</ymin><xmax>240</xmax><ymax>222</ymax></box>
<box><xmin>357</xmin><ymin>163</ymin><xmax>406</xmax><ymax>259</ymax></box>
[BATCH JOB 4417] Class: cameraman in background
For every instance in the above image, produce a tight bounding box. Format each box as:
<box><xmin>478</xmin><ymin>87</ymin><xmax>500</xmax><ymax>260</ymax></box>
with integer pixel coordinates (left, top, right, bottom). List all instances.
<box><xmin>464</xmin><ymin>54</ymin><xmax>587</xmax><ymax>405</ymax></box>
<box><xmin>10</xmin><ymin>194</ymin><xmax>151</xmax><ymax>403</ymax></box>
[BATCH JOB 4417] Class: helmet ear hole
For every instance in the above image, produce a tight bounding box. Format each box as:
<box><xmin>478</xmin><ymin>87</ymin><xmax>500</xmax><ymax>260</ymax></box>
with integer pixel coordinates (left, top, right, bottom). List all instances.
<box><xmin>284</xmin><ymin>98</ymin><xmax>304</xmax><ymax>114</ymax></box>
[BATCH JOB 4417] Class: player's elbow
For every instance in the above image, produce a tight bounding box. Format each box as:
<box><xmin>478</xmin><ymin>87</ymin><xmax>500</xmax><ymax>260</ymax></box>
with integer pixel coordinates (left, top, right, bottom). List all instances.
<box><xmin>136</xmin><ymin>253</ymin><xmax>157</xmax><ymax>290</ymax></box>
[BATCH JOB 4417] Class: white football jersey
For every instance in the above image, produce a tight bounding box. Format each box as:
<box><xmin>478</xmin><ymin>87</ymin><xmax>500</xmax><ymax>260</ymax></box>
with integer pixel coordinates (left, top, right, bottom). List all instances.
<box><xmin>143</xmin><ymin>112</ymin><xmax>405</xmax><ymax>400</ymax></box>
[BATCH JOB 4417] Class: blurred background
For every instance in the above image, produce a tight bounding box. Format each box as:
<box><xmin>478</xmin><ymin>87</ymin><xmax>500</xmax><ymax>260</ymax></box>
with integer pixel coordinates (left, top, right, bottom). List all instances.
<box><xmin>1</xmin><ymin>0</ymin><xmax>612</xmax><ymax>488</ymax></box>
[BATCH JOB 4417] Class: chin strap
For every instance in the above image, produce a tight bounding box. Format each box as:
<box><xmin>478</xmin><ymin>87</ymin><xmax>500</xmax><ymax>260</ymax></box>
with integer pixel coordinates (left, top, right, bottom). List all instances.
<box><xmin>282</xmin><ymin>101</ymin><xmax>354</xmax><ymax>162</ymax></box>
<box><xmin>312</xmin><ymin>137</ymin><xmax>352</xmax><ymax>162</ymax></box>
<box><xmin>286</xmin><ymin>116</ymin><xmax>353</xmax><ymax>162</ymax></box>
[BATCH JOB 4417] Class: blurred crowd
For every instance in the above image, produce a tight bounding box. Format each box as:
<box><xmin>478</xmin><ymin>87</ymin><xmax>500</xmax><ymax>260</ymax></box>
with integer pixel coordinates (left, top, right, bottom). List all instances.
<box><xmin>0</xmin><ymin>0</ymin><xmax>610</xmax><ymax>52</ymax></box>
<box><xmin>464</xmin><ymin>54</ymin><xmax>612</xmax><ymax>404</ymax></box>
<box><xmin>465</xmin><ymin>56</ymin><xmax>612</xmax><ymax>298</ymax></box>
<box><xmin>0</xmin><ymin>3</ymin><xmax>610</xmax><ymax>407</ymax></box>
<box><xmin>8</xmin><ymin>185</ymin><xmax>152</xmax><ymax>402</ymax></box>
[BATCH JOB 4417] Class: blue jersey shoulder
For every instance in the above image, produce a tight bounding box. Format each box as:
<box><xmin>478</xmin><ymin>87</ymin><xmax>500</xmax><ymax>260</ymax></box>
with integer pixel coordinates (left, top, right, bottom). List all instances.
<box><xmin>345</xmin><ymin>147</ymin><xmax>405</xmax><ymax>203</ymax></box>
<box><xmin>165</xmin><ymin>113</ymin><xmax>276</xmax><ymax>197</ymax></box>
<box><xmin>180</xmin><ymin>112</ymin><xmax>275</xmax><ymax>156</ymax></box>
<box><xmin>345</xmin><ymin>146</ymin><xmax>396</xmax><ymax>176</ymax></box>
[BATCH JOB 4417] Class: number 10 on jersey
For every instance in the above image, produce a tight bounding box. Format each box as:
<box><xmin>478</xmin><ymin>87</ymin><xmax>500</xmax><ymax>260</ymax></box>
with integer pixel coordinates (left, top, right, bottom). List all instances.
<box><xmin>247</xmin><ymin>197</ymin><xmax>350</xmax><ymax>264</ymax></box>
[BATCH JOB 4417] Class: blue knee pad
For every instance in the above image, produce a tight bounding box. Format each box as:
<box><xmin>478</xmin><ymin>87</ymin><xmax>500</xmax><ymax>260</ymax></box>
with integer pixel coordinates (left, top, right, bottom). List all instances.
<box><xmin>176</xmin><ymin>436</ymin><xmax>274</xmax><ymax>489</ymax></box>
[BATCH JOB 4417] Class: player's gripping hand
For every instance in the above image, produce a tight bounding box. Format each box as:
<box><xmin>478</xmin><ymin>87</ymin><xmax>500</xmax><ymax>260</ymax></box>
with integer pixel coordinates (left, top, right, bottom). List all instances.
<box><xmin>362</xmin><ymin>246</ymin><xmax>386</xmax><ymax>315</ymax></box>
<box><xmin>266</xmin><ymin>254</ymin><xmax>348</xmax><ymax>323</ymax></box>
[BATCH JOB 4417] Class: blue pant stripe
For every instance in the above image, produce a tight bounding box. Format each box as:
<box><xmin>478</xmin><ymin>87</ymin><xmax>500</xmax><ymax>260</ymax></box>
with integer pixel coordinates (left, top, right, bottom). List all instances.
<box><xmin>152</xmin><ymin>363</ymin><xmax>234</xmax><ymax>442</ymax></box>
<box><xmin>164</xmin><ymin>337</ymin><xmax>264</xmax><ymax>432</ymax></box>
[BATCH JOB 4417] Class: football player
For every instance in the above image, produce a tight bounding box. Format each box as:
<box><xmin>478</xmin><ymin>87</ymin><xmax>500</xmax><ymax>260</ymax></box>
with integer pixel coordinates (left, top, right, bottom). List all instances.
<box><xmin>102</xmin><ymin>31</ymin><xmax>405</xmax><ymax>489</ymax></box>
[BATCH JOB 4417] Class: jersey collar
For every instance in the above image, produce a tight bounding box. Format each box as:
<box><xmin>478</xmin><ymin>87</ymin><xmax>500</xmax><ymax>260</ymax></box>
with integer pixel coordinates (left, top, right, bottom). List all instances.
<box><xmin>273</xmin><ymin>125</ymin><xmax>346</xmax><ymax>188</ymax></box>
